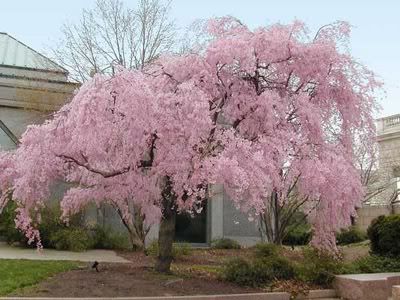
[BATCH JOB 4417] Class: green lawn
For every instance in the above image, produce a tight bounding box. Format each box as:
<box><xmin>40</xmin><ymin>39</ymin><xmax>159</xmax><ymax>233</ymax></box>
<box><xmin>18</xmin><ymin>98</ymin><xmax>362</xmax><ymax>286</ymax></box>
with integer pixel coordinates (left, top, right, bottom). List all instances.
<box><xmin>0</xmin><ymin>259</ymin><xmax>79</xmax><ymax>295</ymax></box>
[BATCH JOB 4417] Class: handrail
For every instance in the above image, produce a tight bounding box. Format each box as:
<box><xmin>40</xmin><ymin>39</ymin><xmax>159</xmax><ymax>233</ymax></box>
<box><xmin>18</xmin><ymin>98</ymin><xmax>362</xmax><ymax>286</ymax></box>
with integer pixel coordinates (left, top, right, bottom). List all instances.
<box><xmin>0</xmin><ymin>119</ymin><xmax>19</xmax><ymax>145</ymax></box>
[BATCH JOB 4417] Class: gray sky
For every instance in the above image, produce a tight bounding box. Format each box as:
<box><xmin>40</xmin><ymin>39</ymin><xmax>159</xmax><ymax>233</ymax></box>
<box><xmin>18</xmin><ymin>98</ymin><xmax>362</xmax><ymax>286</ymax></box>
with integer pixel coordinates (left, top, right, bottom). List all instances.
<box><xmin>0</xmin><ymin>0</ymin><xmax>398</xmax><ymax>117</ymax></box>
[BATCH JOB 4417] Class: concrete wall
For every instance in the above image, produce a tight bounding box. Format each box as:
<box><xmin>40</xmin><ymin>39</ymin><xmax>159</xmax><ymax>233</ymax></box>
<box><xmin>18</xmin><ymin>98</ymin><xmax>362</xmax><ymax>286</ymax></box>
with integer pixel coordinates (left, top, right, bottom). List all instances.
<box><xmin>0</xmin><ymin>106</ymin><xmax>47</xmax><ymax>149</ymax></box>
<box><xmin>356</xmin><ymin>205</ymin><xmax>400</xmax><ymax>231</ymax></box>
<box><xmin>140</xmin><ymin>184</ymin><xmax>263</xmax><ymax>247</ymax></box>
<box><xmin>209</xmin><ymin>184</ymin><xmax>262</xmax><ymax>247</ymax></box>
<box><xmin>0</xmin><ymin>76</ymin><xmax>78</xmax><ymax>111</ymax></box>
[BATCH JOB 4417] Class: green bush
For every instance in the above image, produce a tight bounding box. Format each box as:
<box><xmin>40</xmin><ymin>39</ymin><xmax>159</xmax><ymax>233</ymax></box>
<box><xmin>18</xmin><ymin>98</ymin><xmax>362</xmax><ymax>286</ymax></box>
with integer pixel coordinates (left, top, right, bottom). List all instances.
<box><xmin>367</xmin><ymin>214</ymin><xmax>400</xmax><ymax>257</ymax></box>
<box><xmin>0</xmin><ymin>202</ymin><xmax>25</xmax><ymax>245</ymax></box>
<box><xmin>336</xmin><ymin>226</ymin><xmax>367</xmax><ymax>245</ymax></box>
<box><xmin>0</xmin><ymin>202</ymin><xmax>87</xmax><ymax>249</ymax></box>
<box><xmin>90</xmin><ymin>225</ymin><xmax>130</xmax><ymax>250</ymax></box>
<box><xmin>221</xmin><ymin>256</ymin><xmax>295</xmax><ymax>287</ymax></box>
<box><xmin>283</xmin><ymin>224</ymin><xmax>312</xmax><ymax>246</ymax></box>
<box><xmin>347</xmin><ymin>255</ymin><xmax>400</xmax><ymax>273</ymax></box>
<box><xmin>0</xmin><ymin>202</ymin><xmax>132</xmax><ymax>252</ymax></box>
<box><xmin>145</xmin><ymin>240</ymin><xmax>193</xmax><ymax>258</ymax></box>
<box><xmin>254</xmin><ymin>243</ymin><xmax>279</xmax><ymax>258</ymax></box>
<box><xmin>220</xmin><ymin>258</ymin><xmax>255</xmax><ymax>286</ymax></box>
<box><xmin>37</xmin><ymin>205</ymin><xmax>69</xmax><ymax>248</ymax></box>
<box><xmin>50</xmin><ymin>228</ymin><xmax>93</xmax><ymax>252</ymax></box>
<box><xmin>367</xmin><ymin>215</ymin><xmax>384</xmax><ymax>254</ymax></box>
<box><xmin>297</xmin><ymin>248</ymin><xmax>345</xmax><ymax>287</ymax></box>
<box><xmin>211</xmin><ymin>238</ymin><xmax>241</xmax><ymax>249</ymax></box>
<box><xmin>258</xmin><ymin>256</ymin><xmax>295</xmax><ymax>280</ymax></box>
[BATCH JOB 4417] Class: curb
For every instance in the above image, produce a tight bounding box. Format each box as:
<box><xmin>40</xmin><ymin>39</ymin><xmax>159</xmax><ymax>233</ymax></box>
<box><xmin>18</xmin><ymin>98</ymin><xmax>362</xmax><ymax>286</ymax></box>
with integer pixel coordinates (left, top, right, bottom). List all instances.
<box><xmin>0</xmin><ymin>289</ymin><xmax>337</xmax><ymax>300</ymax></box>
<box><xmin>0</xmin><ymin>294</ymin><xmax>289</xmax><ymax>300</ymax></box>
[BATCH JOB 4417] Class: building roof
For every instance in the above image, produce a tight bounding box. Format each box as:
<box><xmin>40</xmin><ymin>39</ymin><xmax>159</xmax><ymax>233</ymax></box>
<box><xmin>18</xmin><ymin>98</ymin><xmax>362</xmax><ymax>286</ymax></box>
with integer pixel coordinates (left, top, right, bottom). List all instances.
<box><xmin>0</xmin><ymin>32</ymin><xmax>67</xmax><ymax>74</ymax></box>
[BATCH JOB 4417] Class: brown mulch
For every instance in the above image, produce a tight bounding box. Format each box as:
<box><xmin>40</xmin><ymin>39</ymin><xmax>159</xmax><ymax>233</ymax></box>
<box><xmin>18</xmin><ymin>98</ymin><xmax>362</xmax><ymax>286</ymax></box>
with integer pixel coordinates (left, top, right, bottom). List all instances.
<box><xmin>12</xmin><ymin>262</ymin><xmax>261</xmax><ymax>298</ymax></box>
<box><xmin>11</xmin><ymin>245</ymin><xmax>367</xmax><ymax>297</ymax></box>
<box><xmin>341</xmin><ymin>243</ymin><xmax>370</xmax><ymax>262</ymax></box>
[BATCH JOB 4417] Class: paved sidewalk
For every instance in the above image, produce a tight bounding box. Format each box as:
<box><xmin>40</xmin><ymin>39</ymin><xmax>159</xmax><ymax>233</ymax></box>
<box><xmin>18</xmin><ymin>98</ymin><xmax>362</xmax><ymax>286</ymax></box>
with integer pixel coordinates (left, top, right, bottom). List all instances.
<box><xmin>0</xmin><ymin>242</ymin><xmax>130</xmax><ymax>263</ymax></box>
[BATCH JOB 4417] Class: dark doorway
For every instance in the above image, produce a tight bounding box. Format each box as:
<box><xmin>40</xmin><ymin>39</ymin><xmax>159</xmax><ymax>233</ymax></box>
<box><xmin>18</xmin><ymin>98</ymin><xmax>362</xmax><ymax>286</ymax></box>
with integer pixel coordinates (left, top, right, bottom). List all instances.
<box><xmin>175</xmin><ymin>201</ymin><xmax>207</xmax><ymax>243</ymax></box>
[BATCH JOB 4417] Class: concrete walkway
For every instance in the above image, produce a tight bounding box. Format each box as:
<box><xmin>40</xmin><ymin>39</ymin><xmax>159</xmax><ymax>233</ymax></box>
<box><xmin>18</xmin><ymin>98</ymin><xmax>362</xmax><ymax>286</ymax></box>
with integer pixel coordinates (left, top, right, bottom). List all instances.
<box><xmin>0</xmin><ymin>242</ymin><xmax>130</xmax><ymax>263</ymax></box>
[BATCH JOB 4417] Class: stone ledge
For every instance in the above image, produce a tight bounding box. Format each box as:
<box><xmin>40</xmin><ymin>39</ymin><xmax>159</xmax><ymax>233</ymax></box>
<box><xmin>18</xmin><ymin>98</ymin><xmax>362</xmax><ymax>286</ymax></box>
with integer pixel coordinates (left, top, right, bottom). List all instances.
<box><xmin>392</xmin><ymin>285</ymin><xmax>400</xmax><ymax>300</ymax></box>
<box><xmin>296</xmin><ymin>289</ymin><xmax>336</xmax><ymax>299</ymax></box>
<box><xmin>335</xmin><ymin>273</ymin><xmax>400</xmax><ymax>300</ymax></box>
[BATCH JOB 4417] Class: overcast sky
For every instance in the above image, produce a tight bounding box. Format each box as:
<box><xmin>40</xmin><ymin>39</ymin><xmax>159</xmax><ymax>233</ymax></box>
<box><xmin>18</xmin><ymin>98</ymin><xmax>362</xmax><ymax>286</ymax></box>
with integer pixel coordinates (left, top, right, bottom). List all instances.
<box><xmin>0</xmin><ymin>0</ymin><xmax>399</xmax><ymax>117</ymax></box>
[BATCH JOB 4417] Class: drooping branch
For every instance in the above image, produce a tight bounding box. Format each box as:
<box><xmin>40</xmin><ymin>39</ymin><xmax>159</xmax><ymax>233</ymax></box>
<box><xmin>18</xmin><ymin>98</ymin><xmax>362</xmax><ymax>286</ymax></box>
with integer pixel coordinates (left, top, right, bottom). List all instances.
<box><xmin>59</xmin><ymin>154</ymin><xmax>131</xmax><ymax>178</ymax></box>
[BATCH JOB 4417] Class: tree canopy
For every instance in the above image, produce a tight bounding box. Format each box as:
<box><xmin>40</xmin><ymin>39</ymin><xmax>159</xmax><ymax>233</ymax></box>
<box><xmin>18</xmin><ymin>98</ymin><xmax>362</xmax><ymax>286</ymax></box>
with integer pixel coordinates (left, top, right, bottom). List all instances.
<box><xmin>0</xmin><ymin>17</ymin><xmax>379</xmax><ymax>261</ymax></box>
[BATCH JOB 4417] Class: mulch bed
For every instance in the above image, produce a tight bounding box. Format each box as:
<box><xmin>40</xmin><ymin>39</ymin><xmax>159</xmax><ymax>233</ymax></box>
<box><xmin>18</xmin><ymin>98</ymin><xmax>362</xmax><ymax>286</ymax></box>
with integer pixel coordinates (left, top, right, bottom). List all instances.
<box><xmin>10</xmin><ymin>246</ymin><xmax>366</xmax><ymax>297</ymax></box>
<box><xmin>11</xmin><ymin>250</ymin><xmax>262</xmax><ymax>298</ymax></box>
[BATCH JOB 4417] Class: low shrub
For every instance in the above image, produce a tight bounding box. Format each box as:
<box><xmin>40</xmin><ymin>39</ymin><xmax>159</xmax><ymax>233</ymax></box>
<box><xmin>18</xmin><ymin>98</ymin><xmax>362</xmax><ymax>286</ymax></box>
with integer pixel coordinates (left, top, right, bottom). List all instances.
<box><xmin>90</xmin><ymin>225</ymin><xmax>130</xmax><ymax>250</ymax></box>
<box><xmin>211</xmin><ymin>238</ymin><xmax>241</xmax><ymax>249</ymax></box>
<box><xmin>367</xmin><ymin>214</ymin><xmax>400</xmax><ymax>257</ymax></box>
<box><xmin>283</xmin><ymin>224</ymin><xmax>312</xmax><ymax>246</ymax></box>
<box><xmin>0</xmin><ymin>202</ymin><xmax>25</xmax><ymax>245</ymax></box>
<box><xmin>145</xmin><ymin>240</ymin><xmax>159</xmax><ymax>256</ymax></box>
<box><xmin>297</xmin><ymin>248</ymin><xmax>345</xmax><ymax>287</ymax></box>
<box><xmin>50</xmin><ymin>228</ymin><xmax>93</xmax><ymax>252</ymax></box>
<box><xmin>220</xmin><ymin>258</ymin><xmax>254</xmax><ymax>286</ymax></box>
<box><xmin>254</xmin><ymin>243</ymin><xmax>279</xmax><ymax>258</ymax></box>
<box><xmin>145</xmin><ymin>240</ymin><xmax>193</xmax><ymax>258</ymax></box>
<box><xmin>37</xmin><ymin>204</ymin><xmax>70</xmax><ymax>248</ymax></box>
<box><xmin>258</xmin><ymin>256</ymin><xmax>295</xmax><ymax>280</ymax></box>
<box><xmin>174</xmin><ymin>243</ymin><xmax>193</xmax><ymax>257</ymax></box>
<box><xmin>221</xmin><ymin>256</ymin><xmax>295</xmax><ymax>287</ymax></box>
<box><xmin>346</xmin><ymin>255</ymin><xmax>400</xmax><ymax>274</ymax></box>
<box><xmin>336</xmin><ymin>226</ymin><xmax>367</xmax><ymax>245</ymax></box>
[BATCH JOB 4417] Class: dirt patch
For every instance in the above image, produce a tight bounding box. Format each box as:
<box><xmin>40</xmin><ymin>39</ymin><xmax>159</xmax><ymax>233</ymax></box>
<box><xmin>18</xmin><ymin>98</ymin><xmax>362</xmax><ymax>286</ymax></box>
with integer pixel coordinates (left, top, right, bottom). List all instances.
<box><xmin>12</xmin><ymin>262</ymin><xmax>261</xmax><ymax>298</ymax></box>
<box><xmin>10</xmin><ymin>245</ymin><xmax>370</xmax><ymax>297</ymax></box>
<box><xmin>341</xmin><ymin>243</ymin><xmax>370</xmax><ymax>262</ymax></box>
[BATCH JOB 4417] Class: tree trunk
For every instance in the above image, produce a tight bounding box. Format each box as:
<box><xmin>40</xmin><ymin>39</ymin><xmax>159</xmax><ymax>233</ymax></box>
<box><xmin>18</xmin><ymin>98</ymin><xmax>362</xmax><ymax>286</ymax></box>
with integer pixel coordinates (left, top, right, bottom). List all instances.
<box><xmin>155</xmin><ymin>205</ymin><xmax>176</xmax><ymax>273</ymax></box>
<box><xmin>260</xmin><ymin>191</ymin><xmax>283</xmax><ymax>244</ymax></box>
<box><xmin>155</xmin><ymin>176</ymin><xmax>176</xmax><ymax>273</ymax></box>
<box><xmin>127</xmin><ymin>229</ymin><xmax>143</xmax><ymax>251</ymax></box>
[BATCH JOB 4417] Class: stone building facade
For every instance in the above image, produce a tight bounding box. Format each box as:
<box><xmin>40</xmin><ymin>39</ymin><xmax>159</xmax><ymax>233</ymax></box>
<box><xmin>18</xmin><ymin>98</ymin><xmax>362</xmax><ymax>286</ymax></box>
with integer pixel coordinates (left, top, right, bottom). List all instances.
<box><xmin>355</xmin><ymin>114</ymin><xmax>400</xmax><ymax>230</ymax></box>
<box><xmin>0</xmin><ymin>32</ymin><xmax>79</xmax><ymax>149</ymax></box>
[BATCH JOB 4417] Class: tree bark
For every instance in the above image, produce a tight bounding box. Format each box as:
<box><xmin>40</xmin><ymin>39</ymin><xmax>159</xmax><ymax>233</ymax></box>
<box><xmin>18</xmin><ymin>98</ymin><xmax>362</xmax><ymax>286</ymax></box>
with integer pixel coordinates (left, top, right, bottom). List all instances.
<box><xmin>155</xmin><ymin>177</ymin><xmax>176</xmax><ymax>273</ymax></box>
<box><xmin>155</xmin><ymin>205</ymin><xmax>176</xmax><ymax>273</ymax></box>
<box><xmin>260</xmin><ymin>191</ymin><xmax>284</xmax><ymax>244</ymax></box>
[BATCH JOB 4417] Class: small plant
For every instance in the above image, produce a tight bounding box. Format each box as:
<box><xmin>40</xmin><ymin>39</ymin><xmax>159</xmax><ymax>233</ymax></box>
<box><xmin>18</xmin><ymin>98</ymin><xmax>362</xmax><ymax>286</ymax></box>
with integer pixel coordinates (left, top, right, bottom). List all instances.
<box><xmin>257</xmin><ymin>256</ymin><xmax>296</xmax><ymax>280</ymax></box>
<box><xmin>221</xmin><ymin>255</ymin><xmax>295</xmax><ymax>287</ymax></box>
<box><xmin>296</xmin><ymin>247</ymin><xmax>345</xmax><ymax>287</ymax></box>
<box><xmin>283</xmin><ymin>224</ymin><xmax>312</xmax><ymax>246</ymax></box>
<box><xmin>211</xmin><ymin>238</ymin><xmax>241</xmax><ymax>249</ymax></box>
<box><xmin>0</xmin><ymin>201</ymin><xmax>25</xmax><ymax>245</ymax></box>
<box><xmin>145</xmin><ymin>240</ymin><xmax>193</xmax><ymax>258</ymax></box>
<box><xmin>254</xmin><ymin>242</ymin><xmax>279</xmax><ymax>258</ymax></box>
<box><xmin>220</xmin><ymin>258</ymin><xmax>255</xmax><ymax>286</ymax></box>
<box><xmin>173</xmin><ymin>243</ymin><xmax>193</xmax><ymax>257</ymax></box>
<box><xmin>346</xmin><ymin>255</ymin><xmax>400</xmax><ymax>274</ymax></box>
<box><xmin>90</xmin><ymin>225</ymin><xmax>130</xmax><ymax>250</ymax></box>
<box><xmin>367</xmin><ymin>214</ymin><xmax>400</xmax><ymax>257</ymax></box>
<box><xmin>336</xmin><ymin>226</ymin><xmax>367</xmax><ymax>245</ymax></box>
<box><xmin>50</xmin><ymin>228</ymin><xmax>93</xmax><ymax>252</ymax></box>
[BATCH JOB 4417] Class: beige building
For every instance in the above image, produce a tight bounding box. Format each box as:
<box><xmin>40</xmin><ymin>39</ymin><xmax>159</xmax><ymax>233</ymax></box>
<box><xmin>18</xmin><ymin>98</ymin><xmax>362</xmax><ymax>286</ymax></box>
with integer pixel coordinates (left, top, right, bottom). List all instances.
<box><xmin>0</xmin><ymin>32</ymin><xmax>79</xmax><ymax>149</ymax></box>
<box><xmin>377</xmin><ymin>114</ymin><xmax>400</xmax><ymax>175</ymax></box>
<box><xmin>356</xmin><ymin>114</ymin><xmax>400</xmax><ymax>230</ymax></box>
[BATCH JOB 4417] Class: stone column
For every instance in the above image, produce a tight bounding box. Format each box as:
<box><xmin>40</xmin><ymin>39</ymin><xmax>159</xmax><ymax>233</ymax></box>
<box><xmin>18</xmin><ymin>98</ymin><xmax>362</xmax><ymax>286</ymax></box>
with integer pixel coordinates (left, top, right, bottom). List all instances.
<box><xmin>208</xmin><ymin>184</ymin><xmax>224</xmax><ymax>241</ymax></box>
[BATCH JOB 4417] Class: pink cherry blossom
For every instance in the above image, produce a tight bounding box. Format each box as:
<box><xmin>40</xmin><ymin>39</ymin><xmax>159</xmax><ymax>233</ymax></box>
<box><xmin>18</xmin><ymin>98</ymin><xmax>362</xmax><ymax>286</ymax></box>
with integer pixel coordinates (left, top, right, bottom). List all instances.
<box><xmin>0</xmin><ymin>18</ymin><xmax>379</xmax><ymax>254</ymax></box>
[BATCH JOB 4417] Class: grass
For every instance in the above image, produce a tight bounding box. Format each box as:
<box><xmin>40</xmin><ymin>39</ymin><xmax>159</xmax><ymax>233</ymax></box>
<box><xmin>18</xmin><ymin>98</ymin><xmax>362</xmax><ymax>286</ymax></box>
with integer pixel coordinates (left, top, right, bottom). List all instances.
<box><xmin>0</xmin><ymin>259</ymin><xmax>79</xmax><ymax>296</ymax></box>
